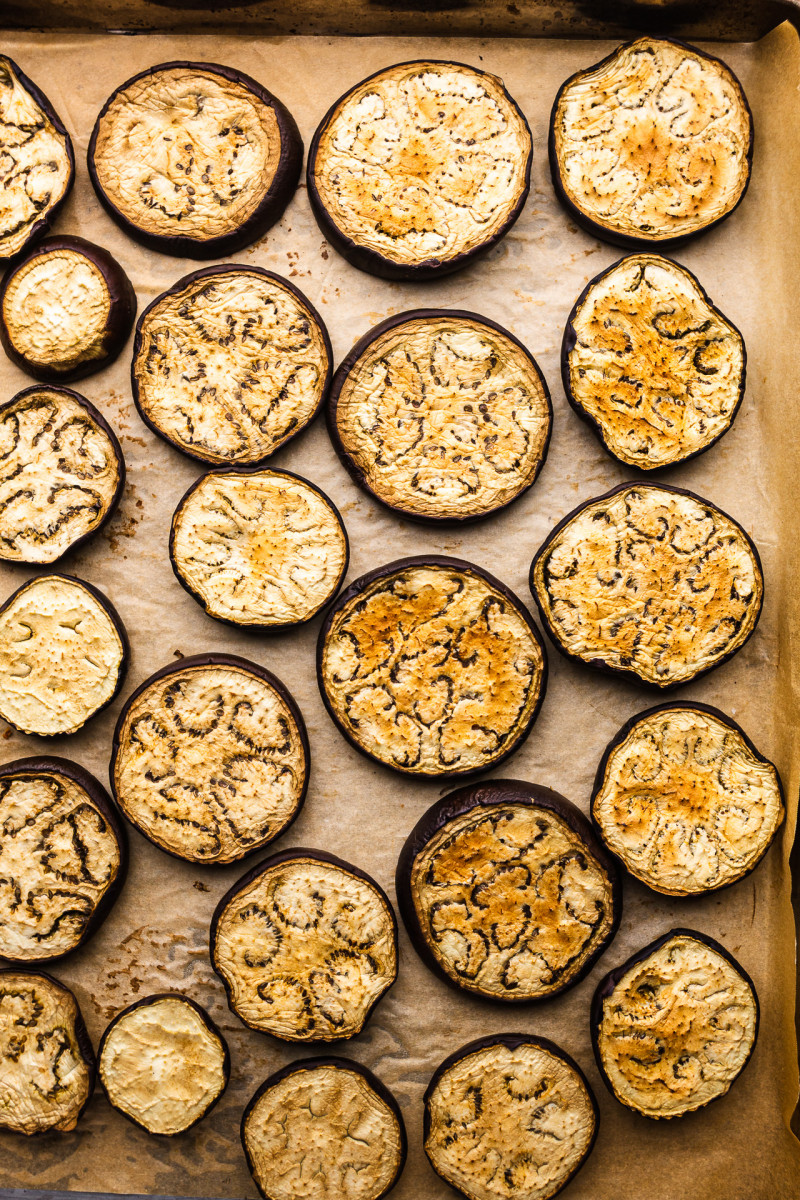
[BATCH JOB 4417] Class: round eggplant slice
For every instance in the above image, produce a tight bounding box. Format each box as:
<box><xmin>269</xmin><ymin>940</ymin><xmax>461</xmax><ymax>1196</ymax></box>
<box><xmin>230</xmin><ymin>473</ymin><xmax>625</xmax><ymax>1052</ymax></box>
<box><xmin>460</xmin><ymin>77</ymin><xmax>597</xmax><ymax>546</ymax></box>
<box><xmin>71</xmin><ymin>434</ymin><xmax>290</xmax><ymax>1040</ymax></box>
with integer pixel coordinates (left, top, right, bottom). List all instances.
<box><xmin>170</xmin><ymin>467</ymin><xmax>348</xmax><ymax>630</ymax></box>
<box><xmin>397</xmin><ymin>780</ymin><xmax>620</xmax><ymax>1002</ymax></box>
<box><xmin>242</xmin><ymin>1057</ymin><xmax>406</xmax><ymax>1200</ymax></box>
<box><xmin>562</xmin><ymin>255</ymin><xmax>746</xmax><ymax>470</ymax></box>
<box><xmin>549</xmin><ymin>38</ymin><xmax>753</xmax><ymax>248</ymax></box>
<box><xmin>0</xmin><ymin>573</ymin><xmax>128</xmax><ymax>736</ymax></box>
<box><xmin>0</xmin><ymin>967</ymin><xmax>95</xmax><ymax>1134</ymax></box>
<box><xmin>111</xmin><ymin>654</ymin><xmax>308</xmax><ymax>866</ymax></box>
<box><xmin>0</xmin><ymin>385</ymin><xmax>125</xmax><ymax>564</ymax></box>
<box><xmin>210</xmin><ymin>848</ymin><xmax>397</xmax><ymax>1043</ymax></box>
<box><xmin>88</xmin><ymin>61</ymin><xmax>302</xmax><ymax>259</ymax></box>
<box><xmin>132</xmin><ymin>266</ymin><xmax>331</xmax><ymax>467</ymax></box>
<box><xmin>328</xmin><ymin>310</ymin><xmax>552</xmax><ymax>522</ymax></box>
<box><xmin>318</xmin><ymin>557</ymin><xmax>547</xmax><ymax>777</ymax></box>
<box><xmin>307</xmin><ymin>60</ymin><xmax>532</xmax><ymax>280</ymax></box>
<box><xmin>592</xmin><ymin>928</ymin><xmax>758</xmax><ymax>1119</ymax></box>
<box><xmin>98</xmin><ymin>993</ymin><xmax>229</xmax><ymax>1136</ymax></box>
<box><xmin>530</xmin><ymin>482</ymin><xmax>763</xmax><ymax>689</ymax></box>
<box><xmin>0</xmin><ymin>236</ymin><xmax>136</xmax><ymax>383</ymax></box>
<box><xmin>424</xmin><ymin>1033</ymin><xmax>598</xmax><ymax>1200</ymax></box>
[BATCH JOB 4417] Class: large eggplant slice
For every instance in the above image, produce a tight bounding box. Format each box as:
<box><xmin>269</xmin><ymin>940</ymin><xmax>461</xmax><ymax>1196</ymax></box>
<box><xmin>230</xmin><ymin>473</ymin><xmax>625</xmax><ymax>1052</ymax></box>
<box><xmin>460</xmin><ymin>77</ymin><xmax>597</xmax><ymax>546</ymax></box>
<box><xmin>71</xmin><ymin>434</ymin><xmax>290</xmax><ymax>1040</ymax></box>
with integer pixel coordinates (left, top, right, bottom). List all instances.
<box><xmin>424</xmin><ymin>1033</ymin><xmax>598</xmax><ymax>1200</ymax></box>
<box><xmin>88</xmin><ymin>62</ymin><xmax>302</xmax><ymax>258</ymax></box>
<box><xmin>562</xmin><ymin>255</ymin><xmax>745</xmax><ymax>470</ymax></box>
<box><xmin>328</xmin><ymin>310</ymin><xmax>552</xmax><ymax>522</ymax></box>
<box><xmin>529</xmin><ymin>482</ymin><xmax>763</xmax><ymax>689</ymax></box>
<box><xmin>132</xmin><ymin>266</ymin><xmax>332</xmax><ymax>466</ymax></box>
<box><xmin>549</xmin><ymin>38</ymin><xmax>753</xmax><ymax>248</ymax></box>
<box><xmin>318</xmin><ymin>556</ymin><xmax>547</xmax><ymax>777</ymax></box>
<box><xmin>307</xmin><ymin>60</ymin><xmax>532</xmax><ymax>280</ymax></box>
<box><xmin>210</xmin><ymin>848</ymin><xmax>397</xmax><ymax>1043</ymax></box>
<box><xmin>110</xmin><ymin>654</ymin><xmax>309</xmax><ymax>866</ymax></box>
<box><xmin>98</xmin><ymin>993</ymin><xmax>229</xmax><ymax>1136</ymax></box>
<box><xmin>242</xmin><ymin>1057</ymin><xmax>406</xmax><ymax>1200</ymax></box>
<box><xmin>592</xmin><ymin>928</ymin><xmax>758</xmax><ymax>1119</ymax></box>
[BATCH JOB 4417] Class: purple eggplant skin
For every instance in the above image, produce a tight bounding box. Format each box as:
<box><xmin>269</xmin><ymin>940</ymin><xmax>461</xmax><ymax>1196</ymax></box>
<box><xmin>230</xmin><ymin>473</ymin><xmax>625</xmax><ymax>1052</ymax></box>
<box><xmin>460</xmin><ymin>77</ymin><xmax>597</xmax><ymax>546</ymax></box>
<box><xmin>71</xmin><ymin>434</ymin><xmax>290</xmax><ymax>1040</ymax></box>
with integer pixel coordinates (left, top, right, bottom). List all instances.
<box><xmin>108</xmin><ymin>652</ymin><xmax>310</xmax><ymax>866</ymax></box>
<box><xmin>326</xmin><ymin>309</ymin><xmax>553</xmax><ymax>525</ymax></box>
<box><xmin>87</xmin><ymin>61</ymin><xmax>303</xmax><ymax>260</ymax></box>
<box><xmin>396</xmin><ymin>779</ymin><xmax>622</xmax><ymax>1003</ymax></box>
<box><xmin>306</xmin><ymin>60</ymin><xmax>532</xmax><ymax>281</ymax></box>
<box><xmin>590</xmin><ymin>927</ymin><xmax>760</xmax><ymax>1119</ymax></box>
<box><xmin>97</xmin><ymin>992</ymin><xmax>230</xmax><ymax>1136</ymax></box>
<box><xmin>548</xmin><ymin>37</ymin><xmax>754</xmax><ymax>252</ymax></box>
<box><xmin>131</xmin><ymin>264</ymin><xmax>333</xmax><ymax>467</ymax></box>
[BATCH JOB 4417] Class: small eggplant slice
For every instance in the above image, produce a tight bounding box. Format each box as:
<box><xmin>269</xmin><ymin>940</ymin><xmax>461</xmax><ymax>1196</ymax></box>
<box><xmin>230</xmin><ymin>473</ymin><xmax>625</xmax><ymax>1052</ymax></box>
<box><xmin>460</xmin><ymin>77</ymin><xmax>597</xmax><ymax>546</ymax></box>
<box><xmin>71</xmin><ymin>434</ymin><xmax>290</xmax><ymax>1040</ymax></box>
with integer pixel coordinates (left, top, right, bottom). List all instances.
<box><xmin>111</xmin><ymin>653</ymin><xmax>309</xmax><ymax>866</ymax></box>
<box><xmin>88</xmin><ymin>61</ymin><xmax>302</xmax><ymax>258</ymax></box>
<box><xmin>132</xmin><ymin>266</ymin><xmax>332</xmax><ymax>466</ymax></box>
<box><xmin>592</xmin><ymin>928</ymin><xmax>758</xmax><ymax>1119</ymax></box>
<box><xmin>242</xmin><ymin>1057</ymin><xmax>406</xmax><ymax>1200</ymax></box>
<box><xmin>0</xmin><ymin>573</ymin><xmax>128</xmax><ymax>736</ymax></box>
<box><xmin>0</xmin><ymin>56</ymin><xmax>75</xmax><ymax>262</ymax></box>
<box><xmin>98</xmin><ymin>993</ymin><xmax>229</xmax><ymax>1136</ymax></box>
<box><xmin>210</xmin><ymin>848</ymin><xmax>397</xmax><ymax>1042</ymax></box>
<box><xmin>562</xmin><ymin>255</ymin><xmax>745</xmax><ymax>470</ymax></box>
<box><xmin>424</xmin><ymin>1033</ymin><xmax>598</xmax><ymax>1200</ymax></box>
<box><xmin>169</xmin><ymin>467</ymin><xmax>348</xmax><ymax>630</ymax></box>
<box><xmin>397</xmin><ymin>780</ymin><xmax>620</xmax><ymax>1002</ymax></box>
<box><xmin>307</xmin><ymin>60</ymin><xmax>532</xmax><ymax>280</ymax></box>
<box><xmin>0</xmin><ymin>967</ymin><xmax>95</xmax><ymax>1134</ymax></box>
<box><xmin>318</xmin><ymin>556</ymin><xmax>547</xmax><ymax>777</ymax></box>
<box><xmin>328</xmin><ymin>310</ymin><xmax>552</xmax><ymax>522</ymax></box>
<box><xmin>530</xmin><ymin>482</ymin><xmax>763</xmax><ymax>689</ymax></box>
<box><xmin>549</xmin><ymin>37</ymin><xmax>753</xmax><ymax>248</ymax></box>
<box><xmin>0</xmin><ymin>236</ymin><xmax>136</xmax><ymax>383</ymax></box>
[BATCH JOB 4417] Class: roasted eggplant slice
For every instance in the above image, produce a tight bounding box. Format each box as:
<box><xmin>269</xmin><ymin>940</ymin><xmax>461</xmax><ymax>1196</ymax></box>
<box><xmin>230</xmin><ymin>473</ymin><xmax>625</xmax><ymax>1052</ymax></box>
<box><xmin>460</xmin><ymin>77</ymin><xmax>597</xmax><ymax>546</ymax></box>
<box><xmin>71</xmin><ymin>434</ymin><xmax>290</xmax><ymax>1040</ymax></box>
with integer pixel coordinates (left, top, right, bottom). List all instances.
<box><xmin>424</xmin><ymin>1033</ymin><xmax>598</xmax><ymax>1200</ymax></box>
<box><xmin>98</xmin><ymin>993</ymin><xmax>229</xmax><ymax>1135</ymax></box>
<box><xmin>170</xmin><ymin>467</ymin><xmax>348</xmax><ymax>630</ymax></box>
<box><xmin>111</xmin><ymin>654</ymin><xmax>309</xmax><ymax>865</ymax></box>
<box><xmin>0</xmin><ymin>967</ymin><xmax>95</xmax><ymax>1134</ymax></box>
<box><xmin>397</xmin><ymin>780</ymin><xmax>620</xmax><ymax>1002</ymax></box>
<box><xmin>549</xmin><ymin>38</ymin><xmax>753</xmax><ymax>248</ymax></box>
<box><xmin>242</xmin><ymin>1057</ymin><xmax>406</xmax><ymax>1200</ymax></box>
<box><xmin>592</xmin><ymin>928</ymin><xmax>758</xmax><ymax>1119</ymax></box>
<box><xmin>132</xmin><ymin>266</ymin><xmax>332</xmax><ymax>467</ymax></box>
<box><xmin>88</xmin><ymin>61</ymin><xmax>302</xmax><ymax>258</ymax></box>
<box><xmin>530</xmin><ymin>482</ymin><xmax>763</xmax><ymax>689</ymax></box>
<box><xmin>318</xmin><ymin>556</ymin><xmax>547</xmax><ymax>777</ymax></box>
<box><xmin>328</xmin><ymin>310</ymin><xmax>552</xmax><ymax>522</ymax></box>
<box><xmin>210</xmin><ymin>848</ymin><xmax>397</xmax><ymax>1042</ymax></box>
<box><xmin>307</xmin><ymin>60</ymin><xmax>532</xmax><ymax>280</ymax></box>
<box><xmin>562</xmin><ymin>255</ymin><xmax>745</xmax><ymax>470</ymax></box>
<box><xmin>0</xmin><ymin>573</ymin><xmax>128</xmax><ymax>736</ymax></box>
<box><xmin>0</xmin><ymin>236</ymin><xmax>136</xmax><ymax>383</ymax></box>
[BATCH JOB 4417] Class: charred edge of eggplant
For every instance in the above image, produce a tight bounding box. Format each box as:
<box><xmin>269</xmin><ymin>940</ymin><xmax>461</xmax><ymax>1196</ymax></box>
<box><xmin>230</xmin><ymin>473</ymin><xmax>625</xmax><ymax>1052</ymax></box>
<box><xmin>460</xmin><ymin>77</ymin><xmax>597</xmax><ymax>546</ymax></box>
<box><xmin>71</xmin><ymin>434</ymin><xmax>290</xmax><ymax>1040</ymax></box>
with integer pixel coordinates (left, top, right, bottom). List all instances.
<box><xmin>396</xmin><ymin>779</ymin><xmax>622</xmax><ymax>1004</ymax></box>
<box><xmin>108</xmin><ymin>652</ymin><xmax>310</xmax><ymax>866</ymax></box>
<box><xmin>547</xmin><ymin>37</ymin><xmax>754</xmax><ymax>251</ymax></box>
<box><xmin>306</xmin><ymin>59</ymin><xmax>532</xmax><ymax>282</ymax></box>
<box><xmin>87</xmin><ymin>61</ymin><xmax>303</xmax><ymax>260</ymax></box>
<box><xmin>528</xmin><ymin>481</ymin><xmax>764</xmax><ymax>691</ymax></box>
<box><xmin>326</xmin><ymin>308</ymin><xmax>553</xmax><ymax>525</ymax></box>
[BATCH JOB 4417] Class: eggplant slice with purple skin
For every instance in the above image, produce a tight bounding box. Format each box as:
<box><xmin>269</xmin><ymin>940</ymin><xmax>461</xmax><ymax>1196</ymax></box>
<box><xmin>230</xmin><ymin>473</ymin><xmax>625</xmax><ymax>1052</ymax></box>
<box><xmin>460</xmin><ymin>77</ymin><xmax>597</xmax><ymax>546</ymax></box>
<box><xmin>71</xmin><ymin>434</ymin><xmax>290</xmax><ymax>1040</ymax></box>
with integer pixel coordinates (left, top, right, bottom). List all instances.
<box><xmin>592</xmin><ymin>928</ymin><xmax>759</xmax><ymax>1119</ymax></box>
<box><xmin>88</xmin><ymin>61</ymin><xmax>302</xmax><ymax>259</ymax></box>
<box><xmin>397</xmin><ymin>780</ymin><xmax>621</xmax><ymax>1003</ymax></box>
<box><xmin>424</xmin><ymin>1033</ymin><xmax>598</xmax><ymax>1200</ymax></box>
<box><xmin>98</xmin><ymin>993</ymin><xmax>229</xmax><ymax>1136</ymax></box>
<box><xmin>210</xmin><ymin>847</ymin><xmax>398</xmax><ymax>1043</ymax></box>
<box><xmin>529</xmin><ymin>482</ymin><xmax>763</xmax><ymax>690</ymax></box>
<box><xmin>307</xmin><ymin>60</ymin><xmax>532</xmax><ymax>280</ymax></box>
<box><xmin>242</xmin><ymin>1056</ymin><xmax>406</xmax><ymax>1200</ymax></box>
<box><xmin>549</xmin><ymin>37</ymin><xmax>753</xmax><ymax>249</ymax></box>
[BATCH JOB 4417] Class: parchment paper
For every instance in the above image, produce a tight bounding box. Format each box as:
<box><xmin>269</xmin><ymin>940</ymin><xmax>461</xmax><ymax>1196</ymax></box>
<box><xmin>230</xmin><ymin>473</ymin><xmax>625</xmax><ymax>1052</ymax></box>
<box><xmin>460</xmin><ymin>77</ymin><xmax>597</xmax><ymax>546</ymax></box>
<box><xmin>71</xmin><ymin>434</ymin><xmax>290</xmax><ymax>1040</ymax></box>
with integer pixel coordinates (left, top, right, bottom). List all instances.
<box><xmin>0</xmin><ymin>24</ymin><xmax>798</xmax><ymax>1200</ymax></box>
